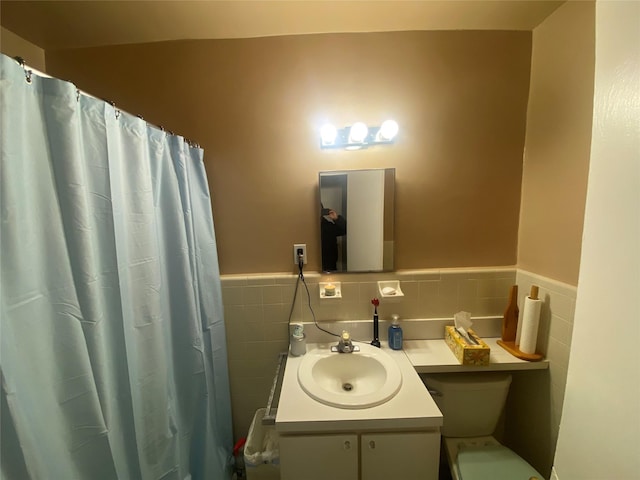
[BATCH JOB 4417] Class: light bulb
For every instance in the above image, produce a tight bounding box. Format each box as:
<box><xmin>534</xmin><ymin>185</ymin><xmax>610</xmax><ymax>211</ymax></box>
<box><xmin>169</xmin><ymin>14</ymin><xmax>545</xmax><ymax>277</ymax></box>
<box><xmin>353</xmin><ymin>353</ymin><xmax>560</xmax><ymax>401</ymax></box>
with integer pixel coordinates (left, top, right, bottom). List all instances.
<box><xmin>348</xmin><ymin>122</ymin><xmax>368</xmax><ymax>143</ymax></box>
<box><xmin>378</xmin><ymin>120</ymin><xmax>399</xmax><ymax>141</ymax></box>
<box><xmin>320</xmin><ymin>123</ymin><xmax>337</xmax><ymax>145</ymax></box>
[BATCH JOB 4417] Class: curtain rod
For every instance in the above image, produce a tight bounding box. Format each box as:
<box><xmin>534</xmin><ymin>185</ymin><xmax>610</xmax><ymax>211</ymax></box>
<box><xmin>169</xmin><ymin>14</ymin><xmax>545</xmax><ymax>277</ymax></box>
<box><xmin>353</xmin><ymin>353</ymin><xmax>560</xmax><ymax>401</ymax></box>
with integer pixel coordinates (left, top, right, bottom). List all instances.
<box><xmin>12</xmin><ymin>56</ymin><xmax>202</xmax><ymax>149</ymax></box>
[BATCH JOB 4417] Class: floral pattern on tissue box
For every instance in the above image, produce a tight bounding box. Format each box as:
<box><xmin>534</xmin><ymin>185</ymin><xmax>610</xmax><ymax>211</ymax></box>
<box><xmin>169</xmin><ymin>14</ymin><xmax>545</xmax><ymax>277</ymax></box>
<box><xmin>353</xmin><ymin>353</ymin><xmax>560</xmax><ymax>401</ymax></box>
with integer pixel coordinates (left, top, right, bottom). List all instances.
<box><xmin>444</xmin><ymin>326</ymin><xmax>490</xmax><ymax>366</ymax></box>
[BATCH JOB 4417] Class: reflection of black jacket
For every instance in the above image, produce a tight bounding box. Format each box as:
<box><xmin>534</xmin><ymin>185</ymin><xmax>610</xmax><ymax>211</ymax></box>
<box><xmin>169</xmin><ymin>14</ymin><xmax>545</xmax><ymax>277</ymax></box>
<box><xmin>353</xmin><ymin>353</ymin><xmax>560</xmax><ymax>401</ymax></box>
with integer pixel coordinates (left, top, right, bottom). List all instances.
<box><xmin>321</xmin><ymin>215</ymin><xmax>347</xmax><ymax>271</ymax></box>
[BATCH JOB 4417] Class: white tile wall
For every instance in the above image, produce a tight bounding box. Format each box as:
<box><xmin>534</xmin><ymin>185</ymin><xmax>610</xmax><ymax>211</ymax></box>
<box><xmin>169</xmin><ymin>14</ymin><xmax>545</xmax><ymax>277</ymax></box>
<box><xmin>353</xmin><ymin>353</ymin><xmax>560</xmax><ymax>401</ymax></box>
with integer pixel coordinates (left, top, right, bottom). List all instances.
<box><xmin>510</xmin><ymin>269</ymin><xmax>577</xmax><ymax>474</ymax></box>
<box><xmin>221</xmin><ymin>267</ymin><xmax>516</xmax><ymax>440</ymax></box>
<box><xmin>221</xmin><ymin>266</ymin><xmax>577</xmax><ymax>478</ymax></box>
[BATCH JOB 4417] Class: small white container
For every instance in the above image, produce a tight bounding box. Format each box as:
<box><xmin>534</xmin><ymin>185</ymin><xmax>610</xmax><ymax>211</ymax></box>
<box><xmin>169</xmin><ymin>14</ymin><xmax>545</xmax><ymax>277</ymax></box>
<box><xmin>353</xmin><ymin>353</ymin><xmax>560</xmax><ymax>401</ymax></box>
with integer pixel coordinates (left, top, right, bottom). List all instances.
<box><xmin>290</xmin><ymin>323</ymin><xmax>306</xmax><ymax>356</ymax></box>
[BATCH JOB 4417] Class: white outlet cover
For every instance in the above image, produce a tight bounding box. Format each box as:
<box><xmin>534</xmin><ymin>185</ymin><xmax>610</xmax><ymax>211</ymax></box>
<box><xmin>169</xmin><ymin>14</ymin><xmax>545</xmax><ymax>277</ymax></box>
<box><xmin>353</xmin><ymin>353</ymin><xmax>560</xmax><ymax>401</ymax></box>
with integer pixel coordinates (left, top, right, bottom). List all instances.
<box><xmin>293</xmin><ymin>244</ymin><xmax>307</xmax><ymax>264</ymax></box>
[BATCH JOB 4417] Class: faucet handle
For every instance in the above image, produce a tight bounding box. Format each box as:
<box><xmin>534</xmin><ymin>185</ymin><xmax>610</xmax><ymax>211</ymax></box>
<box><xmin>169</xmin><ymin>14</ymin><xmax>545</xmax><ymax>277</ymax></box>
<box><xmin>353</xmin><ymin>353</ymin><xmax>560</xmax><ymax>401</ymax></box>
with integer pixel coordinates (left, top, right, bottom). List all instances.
<box><xmin>333</xmin><ymin>330</ymin><xmax>358</xmax><ymax>353</ymax></box>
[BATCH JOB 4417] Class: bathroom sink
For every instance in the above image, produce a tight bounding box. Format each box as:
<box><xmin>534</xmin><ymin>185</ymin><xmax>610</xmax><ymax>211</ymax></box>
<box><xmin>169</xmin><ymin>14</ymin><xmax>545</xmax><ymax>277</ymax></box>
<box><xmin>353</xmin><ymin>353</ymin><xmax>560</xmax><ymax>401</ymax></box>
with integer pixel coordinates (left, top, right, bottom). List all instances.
<box><xmin>297</xmin><ymin>343</ymin><xmax>402</xmax><ymax>409</ymax></box>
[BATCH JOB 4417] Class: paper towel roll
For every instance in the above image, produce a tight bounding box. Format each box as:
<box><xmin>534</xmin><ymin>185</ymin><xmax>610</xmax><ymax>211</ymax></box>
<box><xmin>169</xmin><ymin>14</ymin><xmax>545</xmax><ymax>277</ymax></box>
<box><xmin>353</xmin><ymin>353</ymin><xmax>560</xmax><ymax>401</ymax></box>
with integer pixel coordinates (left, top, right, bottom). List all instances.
<box><xmin>519</xmin><ymin>296</ymin><xmax>542</xmax><ymax>354</ymax></box>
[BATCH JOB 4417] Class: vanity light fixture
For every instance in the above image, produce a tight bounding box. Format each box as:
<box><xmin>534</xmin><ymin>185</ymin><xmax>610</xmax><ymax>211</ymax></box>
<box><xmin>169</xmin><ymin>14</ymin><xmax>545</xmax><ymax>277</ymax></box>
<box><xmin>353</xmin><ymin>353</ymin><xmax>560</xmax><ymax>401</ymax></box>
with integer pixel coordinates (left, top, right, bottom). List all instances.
<box><xmin>320</xmin><ymin>120</ymin><xmax>399</xmax><ymax>150</ymax></box>
<box><xmin>377</xmin><ymin>119</ymin><xmax>399</xmax><ymax>142</ymax></box>
<box><xmin>320</xmin><ymin>123</ymin><xmax>338</xmax><ymax>145</ymax></box>
<box><xmin>348</xmin><ymin>122</ymin><xmax>369</xmax><ymax>144</ymax></box>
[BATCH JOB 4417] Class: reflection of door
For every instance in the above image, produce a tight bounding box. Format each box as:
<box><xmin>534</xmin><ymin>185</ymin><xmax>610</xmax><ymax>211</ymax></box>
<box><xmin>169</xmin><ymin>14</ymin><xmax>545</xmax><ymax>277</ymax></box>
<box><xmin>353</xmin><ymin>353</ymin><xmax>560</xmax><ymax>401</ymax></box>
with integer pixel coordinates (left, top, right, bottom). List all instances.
<box><xmin>347</xmin><ymin>170</ymin><xmax>384</xmax><ymax>271</ymax></box>
<box><xmin>320</xmin><ymin>174</ymin><xmax>348</xmax><ymax>271</ymax></box>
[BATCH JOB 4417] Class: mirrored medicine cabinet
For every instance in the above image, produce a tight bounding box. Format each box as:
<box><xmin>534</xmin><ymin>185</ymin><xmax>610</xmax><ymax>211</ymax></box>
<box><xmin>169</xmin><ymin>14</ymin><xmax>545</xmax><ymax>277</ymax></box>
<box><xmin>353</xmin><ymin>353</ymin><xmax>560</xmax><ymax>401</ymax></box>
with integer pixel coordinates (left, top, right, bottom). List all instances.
<box><xmin>319</xmin><ymin>168</ymin><xmax>395</xmax><ymax>273</ymax></box>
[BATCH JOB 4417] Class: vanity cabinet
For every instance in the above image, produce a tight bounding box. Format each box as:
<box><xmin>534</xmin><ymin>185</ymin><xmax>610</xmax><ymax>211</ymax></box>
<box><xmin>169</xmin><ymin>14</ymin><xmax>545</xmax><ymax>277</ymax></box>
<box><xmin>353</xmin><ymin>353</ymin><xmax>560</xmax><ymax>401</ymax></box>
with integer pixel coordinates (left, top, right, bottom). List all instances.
<box><xmin>361</xmin><ymin>432</ymin><xmax>440</xmax><ymax>480</ymax></box>
<box><xmin>279</xmin><ymin>434</ymin><xmax>358</xmax><ymax>480</ymax></box>
<box><xmin>279</xmin><ymin>430</ymin><xmax>440</xmax><ymax>480</ymax></box>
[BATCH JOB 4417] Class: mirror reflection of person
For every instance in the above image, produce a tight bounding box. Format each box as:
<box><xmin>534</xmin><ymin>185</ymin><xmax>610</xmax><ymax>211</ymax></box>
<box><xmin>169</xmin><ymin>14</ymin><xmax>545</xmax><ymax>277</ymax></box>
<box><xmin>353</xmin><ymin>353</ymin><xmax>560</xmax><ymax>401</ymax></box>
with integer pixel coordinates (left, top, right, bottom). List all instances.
<box><xmin>321</xmin><ymin>205</ymin><xmax>347</xmax><ymax>272</ymax></box>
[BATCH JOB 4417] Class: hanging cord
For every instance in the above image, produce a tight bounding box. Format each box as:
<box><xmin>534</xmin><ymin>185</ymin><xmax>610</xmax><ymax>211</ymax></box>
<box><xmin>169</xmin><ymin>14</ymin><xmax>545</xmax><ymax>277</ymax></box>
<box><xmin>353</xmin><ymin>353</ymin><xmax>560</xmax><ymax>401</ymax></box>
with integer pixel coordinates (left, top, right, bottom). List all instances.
<box><xmin>287</xmin><ymin>254</ymin><xmax>339</xmax><ymax>338</ymax></box>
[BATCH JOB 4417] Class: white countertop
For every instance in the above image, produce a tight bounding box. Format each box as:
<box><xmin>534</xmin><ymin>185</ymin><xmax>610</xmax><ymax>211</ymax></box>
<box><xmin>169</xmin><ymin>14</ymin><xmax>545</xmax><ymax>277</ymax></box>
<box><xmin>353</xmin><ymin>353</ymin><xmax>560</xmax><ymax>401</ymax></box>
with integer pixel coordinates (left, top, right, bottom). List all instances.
<box><xmin>276</xmin><ymin>342</ymin><xmax>443</xmax><ymax>435</ymax></box>
<box><xmin>404</xmin><ymin>337</ymin><xmax>549</xmax><ymax>373</ymax></box>
<box><xmin>275</xmin><ymin>337</ymin><xmax>547</xmax><ymax>435</ymax></box>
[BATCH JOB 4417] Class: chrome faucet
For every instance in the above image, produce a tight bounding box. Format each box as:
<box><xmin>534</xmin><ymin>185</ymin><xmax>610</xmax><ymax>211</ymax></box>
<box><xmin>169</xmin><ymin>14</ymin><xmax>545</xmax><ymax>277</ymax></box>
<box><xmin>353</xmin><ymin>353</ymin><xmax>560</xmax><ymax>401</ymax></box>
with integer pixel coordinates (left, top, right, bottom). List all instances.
<box><xmin>332</xmin><ymin>331</ymin><xmax>359</xmax><ymax>353</ymax></box>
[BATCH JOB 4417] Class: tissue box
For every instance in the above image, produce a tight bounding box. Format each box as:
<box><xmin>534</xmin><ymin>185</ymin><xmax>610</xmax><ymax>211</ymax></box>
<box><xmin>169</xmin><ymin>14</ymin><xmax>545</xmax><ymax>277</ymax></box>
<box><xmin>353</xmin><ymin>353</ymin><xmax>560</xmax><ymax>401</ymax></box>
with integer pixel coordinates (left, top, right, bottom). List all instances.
<box><xmin>444</xmin><ymin>326</ymin><xmax>490</xmax><ymax>366</ymax></box>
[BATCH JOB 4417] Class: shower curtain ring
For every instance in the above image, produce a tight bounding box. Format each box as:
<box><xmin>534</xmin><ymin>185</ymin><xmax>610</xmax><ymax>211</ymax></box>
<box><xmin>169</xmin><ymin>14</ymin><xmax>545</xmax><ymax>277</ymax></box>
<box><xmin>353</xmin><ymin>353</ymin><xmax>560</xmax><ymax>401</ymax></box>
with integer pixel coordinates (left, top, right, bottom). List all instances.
<box><xmin>12</xmin><ymin>57</ymin><xmax>33</xmax><ymax>83</ymax></box>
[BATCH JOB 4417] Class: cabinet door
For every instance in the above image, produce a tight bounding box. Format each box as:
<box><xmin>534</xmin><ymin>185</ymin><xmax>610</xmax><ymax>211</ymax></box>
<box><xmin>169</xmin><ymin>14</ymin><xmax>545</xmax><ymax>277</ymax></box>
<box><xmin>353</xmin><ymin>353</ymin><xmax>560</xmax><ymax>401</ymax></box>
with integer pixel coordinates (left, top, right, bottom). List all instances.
<box><xmin>280</xmin><ymin>434</ymin><xmax>358</xmax><ymax>480</ymax></box>
<box><xmin>360</xmin><ymin>431</ymin><xmax>440</xmax><ymax>480</ymax></box>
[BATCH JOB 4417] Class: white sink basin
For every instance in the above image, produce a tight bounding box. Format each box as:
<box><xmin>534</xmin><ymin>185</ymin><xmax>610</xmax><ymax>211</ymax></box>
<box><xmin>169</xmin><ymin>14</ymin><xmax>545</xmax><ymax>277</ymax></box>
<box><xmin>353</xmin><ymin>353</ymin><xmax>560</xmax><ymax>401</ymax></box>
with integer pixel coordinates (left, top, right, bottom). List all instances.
<box><xmin>297</xmin><ymin>343</ymin><xmax>403</xmax><ymax>409</ymax></box>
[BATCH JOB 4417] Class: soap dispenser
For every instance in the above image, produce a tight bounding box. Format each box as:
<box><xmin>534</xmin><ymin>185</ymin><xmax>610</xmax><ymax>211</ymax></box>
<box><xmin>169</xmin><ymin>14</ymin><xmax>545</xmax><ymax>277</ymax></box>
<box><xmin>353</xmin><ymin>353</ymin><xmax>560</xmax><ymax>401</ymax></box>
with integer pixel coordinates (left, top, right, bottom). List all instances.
<box><xmin>388</xmin><ymin>314</ymin><xmax>403</xmax><ymax>350</ymax></box>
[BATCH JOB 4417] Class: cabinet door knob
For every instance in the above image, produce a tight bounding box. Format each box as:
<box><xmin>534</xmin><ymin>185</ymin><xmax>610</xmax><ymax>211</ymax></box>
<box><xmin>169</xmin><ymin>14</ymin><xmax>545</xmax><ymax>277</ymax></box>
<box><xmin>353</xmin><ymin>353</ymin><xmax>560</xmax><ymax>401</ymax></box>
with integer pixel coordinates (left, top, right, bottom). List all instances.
<box><xmin>343</xmin><ymin>440</ymin><xmax>351</xmax><ymax>450</ymax></box>
<box><xmin>369</xmin><ymin>440</ymin><xmax>376</xmax><ymax>449</ymax></box>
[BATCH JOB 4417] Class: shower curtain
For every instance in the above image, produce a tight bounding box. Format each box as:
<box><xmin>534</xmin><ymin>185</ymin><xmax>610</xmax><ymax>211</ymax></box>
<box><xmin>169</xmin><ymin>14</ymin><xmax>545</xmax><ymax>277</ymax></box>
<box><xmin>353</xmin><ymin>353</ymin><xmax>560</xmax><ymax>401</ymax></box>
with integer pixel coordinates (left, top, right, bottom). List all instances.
<box><xmin>0</xmin><ymin>54</ymin><xmax>233</xmax><ymax>479</ymax></box>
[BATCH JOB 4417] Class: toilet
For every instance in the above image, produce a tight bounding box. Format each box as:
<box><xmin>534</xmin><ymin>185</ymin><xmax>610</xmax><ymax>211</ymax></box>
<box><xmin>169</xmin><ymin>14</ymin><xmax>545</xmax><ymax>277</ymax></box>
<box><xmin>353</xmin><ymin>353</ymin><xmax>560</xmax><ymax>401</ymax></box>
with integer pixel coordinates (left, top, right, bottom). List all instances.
<box><xmin>422</xmin><ymin>372</ymin><xmax>545</xmax><ymax>480</ymax></box>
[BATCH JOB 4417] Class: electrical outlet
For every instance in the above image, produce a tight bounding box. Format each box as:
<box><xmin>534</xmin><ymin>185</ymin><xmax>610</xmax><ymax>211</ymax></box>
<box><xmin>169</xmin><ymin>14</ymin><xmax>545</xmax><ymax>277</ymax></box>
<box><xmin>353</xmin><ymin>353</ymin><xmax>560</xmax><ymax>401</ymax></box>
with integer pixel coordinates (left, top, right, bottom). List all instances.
<box><xmin>293</xmin><ymin>244</ymin><xmax>307</xmax><ymax>265</ymax></box>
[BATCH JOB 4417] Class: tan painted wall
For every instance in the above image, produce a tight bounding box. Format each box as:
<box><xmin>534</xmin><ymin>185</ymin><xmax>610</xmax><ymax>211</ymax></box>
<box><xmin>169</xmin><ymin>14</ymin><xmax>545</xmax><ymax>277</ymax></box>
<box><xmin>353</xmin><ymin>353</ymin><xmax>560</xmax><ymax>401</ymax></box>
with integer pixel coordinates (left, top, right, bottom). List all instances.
<box><xmin>518</xmin><ymin>1</ymin><xmax>595</xmax><ymax>286</ymax></box>
<box><xmin>1</xmin><ymin>27</ymin><xmax>46</xmax><ymax>72</ymax></box>
<box><xmin>46</xmin><ymin>31</ymin><xmax>532</xmax><ymax>275</ymax></box>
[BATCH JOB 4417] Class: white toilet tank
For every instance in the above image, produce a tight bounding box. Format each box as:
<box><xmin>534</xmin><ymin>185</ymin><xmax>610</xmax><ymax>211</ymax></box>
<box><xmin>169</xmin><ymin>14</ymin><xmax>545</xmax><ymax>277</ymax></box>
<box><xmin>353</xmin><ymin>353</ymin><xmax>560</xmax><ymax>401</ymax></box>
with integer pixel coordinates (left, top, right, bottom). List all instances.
<box><xmin>422</xmin><ymin>373</ymin><xmax>512</xmax><ymax>438</ymax></box>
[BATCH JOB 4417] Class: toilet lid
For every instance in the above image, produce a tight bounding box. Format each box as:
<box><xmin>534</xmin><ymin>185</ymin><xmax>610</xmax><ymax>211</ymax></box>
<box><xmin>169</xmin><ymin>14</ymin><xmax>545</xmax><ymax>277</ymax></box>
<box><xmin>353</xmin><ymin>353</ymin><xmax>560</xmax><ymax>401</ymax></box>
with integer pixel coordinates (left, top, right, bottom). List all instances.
<box><xmin>457</xmin><ymin>445</ymin><xmax>545</xmax><ymax>480</ymax></box>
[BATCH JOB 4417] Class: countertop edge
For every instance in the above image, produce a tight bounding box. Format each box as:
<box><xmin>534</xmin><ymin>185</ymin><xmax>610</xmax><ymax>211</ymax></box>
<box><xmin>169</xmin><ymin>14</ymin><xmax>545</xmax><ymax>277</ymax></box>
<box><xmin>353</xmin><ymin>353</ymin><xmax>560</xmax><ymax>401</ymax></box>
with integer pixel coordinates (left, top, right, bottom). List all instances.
<box><xmin>404</xmin><ymin>338</ymin><xmax>549</xmax><ymax>373</ymax></box>
<box><xmin>277</xmin><ymin>417</ymin><xmax>442</xmax><ymax>435</ymax></box>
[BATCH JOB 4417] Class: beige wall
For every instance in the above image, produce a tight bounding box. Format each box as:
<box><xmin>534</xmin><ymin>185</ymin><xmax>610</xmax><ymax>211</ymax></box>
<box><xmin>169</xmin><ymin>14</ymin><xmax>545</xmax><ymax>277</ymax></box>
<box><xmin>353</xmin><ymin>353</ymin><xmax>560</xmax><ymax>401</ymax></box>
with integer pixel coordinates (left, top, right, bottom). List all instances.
<box><xmin>518</xmin><ymin>1</ymin><xmax>595</xmax><ymax>286</ymax></box>
<box><xmin>1</xmin><ymin>27</ymin><xmax>46</xmax><ymax>72</ymax></box>
<box><xmin>45</xmin><ymin>31</ymin><xmax>532</xmax><ymax>274</ymax></box>
<box><xmin>505</xmin><ymin>2</ymin><xmax>595</xmax><ymax>476</ymax></box>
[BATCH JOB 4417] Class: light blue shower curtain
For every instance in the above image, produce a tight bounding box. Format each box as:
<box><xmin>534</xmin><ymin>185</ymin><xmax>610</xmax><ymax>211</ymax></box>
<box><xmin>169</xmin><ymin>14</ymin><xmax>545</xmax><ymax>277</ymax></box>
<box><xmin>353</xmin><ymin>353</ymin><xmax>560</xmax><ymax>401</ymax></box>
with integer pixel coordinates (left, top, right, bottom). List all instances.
<box><xmin>0</xmin><ymin>54</ymin><xmax>233</xmax><ymax>479</ymax></box>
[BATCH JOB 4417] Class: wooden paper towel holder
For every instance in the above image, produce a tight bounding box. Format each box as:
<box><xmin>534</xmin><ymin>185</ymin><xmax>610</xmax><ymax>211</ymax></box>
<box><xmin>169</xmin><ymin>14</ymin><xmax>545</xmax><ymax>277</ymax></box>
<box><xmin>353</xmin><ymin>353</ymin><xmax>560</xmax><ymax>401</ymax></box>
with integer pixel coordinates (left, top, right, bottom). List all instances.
<box><xmin>497</xmin><ymin>285</ymin><xmax>544</xmax><ymax>362</ymax></box>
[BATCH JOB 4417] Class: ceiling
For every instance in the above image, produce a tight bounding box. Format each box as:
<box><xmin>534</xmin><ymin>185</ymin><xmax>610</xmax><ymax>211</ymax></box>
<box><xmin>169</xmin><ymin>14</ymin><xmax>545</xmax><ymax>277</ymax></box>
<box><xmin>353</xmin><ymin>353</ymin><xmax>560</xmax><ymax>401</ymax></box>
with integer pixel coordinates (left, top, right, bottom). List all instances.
<box><xmin>1</xmin><ymin>0</ymin><xmax>564</xmax><ymax>51</ymax></box>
